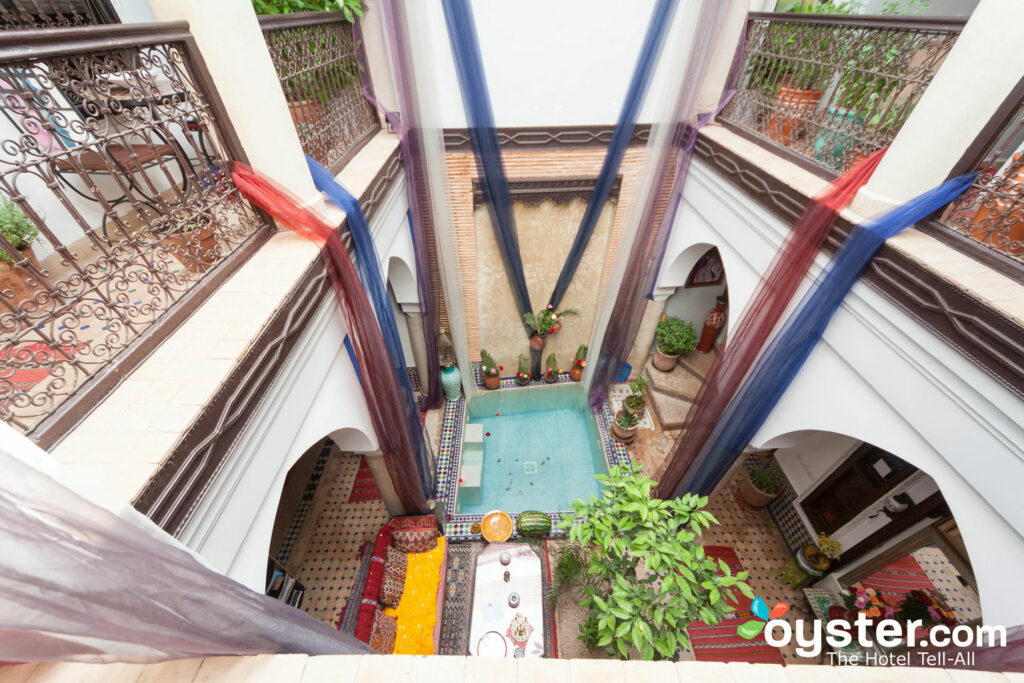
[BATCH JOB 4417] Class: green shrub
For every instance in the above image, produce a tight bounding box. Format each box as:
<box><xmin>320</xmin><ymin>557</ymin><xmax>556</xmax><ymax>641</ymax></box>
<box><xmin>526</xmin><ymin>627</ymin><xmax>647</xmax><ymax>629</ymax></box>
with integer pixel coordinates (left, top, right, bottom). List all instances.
<box><xmin>655</xmin><ymin>317</ymin><xmax>697</xmax><ymax>356</ymax></box>
<box><xmin>545</xmin><ymin>353</ymin><xmax>558</xmax><ymax>374</ymax></box>
<box><xmin>0</xmin><ymin>196</ymin><xmax>38</xmax><ymax>262</ymax></box>
<box><xmin>559</xmin><ymin>464</ymin><xmax>752</xmax><ymax>660</ymax></box>
<box><xmin>748</xmin><ymin>464</ymin><xmax>779</xmax><ymax>495</ymax></box>
<box><xmin>252</xmin><ymin>0</ymin><xmax>364</xmax><ymax>21</ymax></box>
<box><xmin>480</xmin><ymin>349</ymin><xmax>499</xmax><ymax>376</ymax></box>
<box><xmin>517</xmin><ymin>353</ymin><xmax>530</xmax><ymax>376</ymax></box>
<box><xmin>574</xmin><ymin>344</ymin><xmax>588</xmax><ymax>363</ymax></box>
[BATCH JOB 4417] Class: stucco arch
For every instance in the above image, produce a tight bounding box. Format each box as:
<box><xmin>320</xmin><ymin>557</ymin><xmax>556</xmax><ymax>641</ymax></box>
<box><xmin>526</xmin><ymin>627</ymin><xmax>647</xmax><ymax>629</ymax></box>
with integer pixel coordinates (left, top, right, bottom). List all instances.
<box><xmin>386</xmin><ymin>255</ymin><xmax>418</xmax><ymax>306</ymax></box>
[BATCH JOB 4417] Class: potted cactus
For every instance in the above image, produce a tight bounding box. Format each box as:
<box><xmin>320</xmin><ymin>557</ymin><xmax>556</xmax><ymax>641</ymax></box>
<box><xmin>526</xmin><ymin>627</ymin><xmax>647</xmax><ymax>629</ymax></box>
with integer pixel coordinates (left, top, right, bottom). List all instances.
<box><xmin>570</xmin><ymin>344</ymin><xmax>587</xmax><ymax>382</ymax></box>
<box><xmin>653</xmin><ymin>317</ymin><xmax>697</xmax><ymax>372</ymax></box>
<box><xmin>481</xmin><ymin>349</ymin><xmax>501</xmax><ymax>390</ymax></box>
<box><xmin>611</xmin><ymin>408</ymin><xmax>640</xmax><ymax>443</ymax></box>
<box><xmin>625</xmin><ymin>374</ymin><xmax>649</xmax><ymax>413</ymax></box>
<box><xmin>737</xmin><ymin>462</ymin><xmax>781</xmax><ymax>512</ymax></box>
<box><xmin>543</xmin><ymin>353</ymin><xmax>559</xmax><ymax>384</ymax></box>
<box><xmin>516</xmin><ymin>353</ymin><xmax>530</xmax><ymax>386</ymax></box>
<box><xmin>0</xmin><ymin>195</ymin><xmax>42</xmax><ymax>305</ymax></box>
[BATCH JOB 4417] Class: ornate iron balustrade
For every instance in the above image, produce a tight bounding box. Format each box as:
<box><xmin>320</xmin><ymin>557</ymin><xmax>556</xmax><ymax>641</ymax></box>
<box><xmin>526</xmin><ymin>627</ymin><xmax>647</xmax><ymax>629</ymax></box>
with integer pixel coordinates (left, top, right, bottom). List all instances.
<box><xmin>0</xmin><ymin>23</ymin><xmax>272</xmax><ymax>440</ymax></box>
<box><xmin>0</xmin><ymin>0</ymin><xmax>118</xmax><ymax>29</ymax></box>
<box><xmin>260</xmin><ymin>12</ymin><xmax>379</xmax><ymax>173</ymax></box>
<box><xmin>938</xmin><ymin>94</ymin><xmax>1024</xmax><ymax>273</ymax></box>
<box><xmin>720</xmin><ymin>13</ymin><xmax>963</xmax><ymax>175</ymax></box>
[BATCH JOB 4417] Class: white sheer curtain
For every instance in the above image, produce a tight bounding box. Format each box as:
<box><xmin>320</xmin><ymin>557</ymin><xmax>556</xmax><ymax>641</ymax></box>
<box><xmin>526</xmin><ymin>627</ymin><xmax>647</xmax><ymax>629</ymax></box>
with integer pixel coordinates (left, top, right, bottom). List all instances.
<box><xmin>0</xmin><ymin>427</ymin><xmax>368</xmax><ymax>663</ymax></box>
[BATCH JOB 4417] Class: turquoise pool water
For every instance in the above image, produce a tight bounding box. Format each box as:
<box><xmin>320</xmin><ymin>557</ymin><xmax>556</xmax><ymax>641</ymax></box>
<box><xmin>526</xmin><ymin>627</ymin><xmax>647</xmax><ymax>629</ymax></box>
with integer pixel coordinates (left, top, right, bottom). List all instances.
<box><xmin>456</xmin><ymin>384</ymin><xmax>606</xmax><ymax>515</ymax></box>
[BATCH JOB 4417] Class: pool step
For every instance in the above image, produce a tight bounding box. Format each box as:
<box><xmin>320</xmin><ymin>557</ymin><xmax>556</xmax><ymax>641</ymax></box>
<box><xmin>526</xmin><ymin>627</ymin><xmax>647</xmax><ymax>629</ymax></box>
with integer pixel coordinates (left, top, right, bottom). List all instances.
<box><xmin>459</xmin><ymin>423</ymin><xmax>485</xmax><ymax>505</ymax></box>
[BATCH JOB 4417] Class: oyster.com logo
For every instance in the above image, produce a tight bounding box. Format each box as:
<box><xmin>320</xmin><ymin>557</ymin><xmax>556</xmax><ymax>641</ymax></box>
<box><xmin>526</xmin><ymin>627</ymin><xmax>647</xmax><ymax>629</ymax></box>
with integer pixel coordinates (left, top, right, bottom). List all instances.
<box><xmin>737</xmin><ymin>596</ymin><xmax>790</xmax><ymax>639</ymax></box>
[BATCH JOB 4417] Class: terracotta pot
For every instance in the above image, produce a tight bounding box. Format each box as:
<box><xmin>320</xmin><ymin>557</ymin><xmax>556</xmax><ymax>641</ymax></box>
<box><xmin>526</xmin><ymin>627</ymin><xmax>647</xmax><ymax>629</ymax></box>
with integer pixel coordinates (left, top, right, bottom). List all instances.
<box><xmin>697</xmin><ymin>296</ymin><xmax>727</xmax><ymax>353</ymax></box>
<box><xmin>165</xmin><ymin>228</ymin><xmax>217</xmax><ymax>273</ymax></box>
<box><xmin>288</xmin><ymin>99</ymin><xmax>321</xmax><ymax>126</ymax></box>
<box><xmin>550</xmin><ymin>321</ymin><xmax>562</xmax><ymax>333</ymax></box>
<box><xmin>570</xmin><ymin>364</ymin><xmax>583</xmax><ymax>382</ymax></box>
<box><xmin>767</xmin><ymin>86</ymin><xmax>823</xmax><ymax>146</ymax></box>
<box><xmin>516</xmin><ymin>374</ymin><xmax>530</xmax><ymax>386</ymax></box>
<box><xmin>610</xmin><ymin>410</ymin><xmax>637</xmax><ymax>443</ymax></box>
<box><xmin>483</xmin><ymin>372</ymin><xmax>500</xmax><ymax>390</ymax></box>
<box><xmin>652</xmin><ymin>344</ymin><xmax>679</xmax><ymax>372</ymax></box>
<box><xmin>529</xmin><ymin>334</ymin><xmax>546</xmax><ymax>351</ymax></box>
<box><xmin>736</xmin><ymin>474</ymin><xmax>780</xmax><ymax>512</ymax></box>
<box><xmin>0</xmin><ymin>247</ymin><xmax>43</xmax><ymax>311</ymax></box>
<box><xmin>544</xmin><ymin>372</ymin><xmax>557</xmax><ymax>384</ymax></box>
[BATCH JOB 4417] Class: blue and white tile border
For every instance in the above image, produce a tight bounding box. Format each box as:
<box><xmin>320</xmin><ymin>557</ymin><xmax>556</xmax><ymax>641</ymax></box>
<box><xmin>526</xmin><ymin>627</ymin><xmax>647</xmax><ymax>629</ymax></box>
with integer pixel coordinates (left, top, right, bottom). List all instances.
<box><xmin>436</xmin><ymin>378</ymin><xmax>631</xmax><ymax>540</ymax></box>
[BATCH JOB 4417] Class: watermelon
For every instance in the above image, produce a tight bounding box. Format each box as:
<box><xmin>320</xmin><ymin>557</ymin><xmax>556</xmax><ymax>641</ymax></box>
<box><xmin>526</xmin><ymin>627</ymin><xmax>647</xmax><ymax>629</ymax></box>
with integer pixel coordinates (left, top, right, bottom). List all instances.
<box><xmin>516</xmin><ymin>510</ymin><xmax>552</xmax><ymax>537</ymax></box>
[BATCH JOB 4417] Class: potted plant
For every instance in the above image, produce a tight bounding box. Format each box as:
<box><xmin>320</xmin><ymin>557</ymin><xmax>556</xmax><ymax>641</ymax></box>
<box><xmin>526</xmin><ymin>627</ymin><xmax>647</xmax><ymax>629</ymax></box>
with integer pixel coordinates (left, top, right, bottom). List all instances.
<box><xmin>515</xmin><ymin>353</ymin><xmax>530</xmax><ymax>386</ymax></box>
<box><xmin>625</xmin><ymin>374</ymin><xmax>648</xmax><ymax>413</ymax></box>
<box><xmin>0</xmin><ymin>195</ymin><xmax>42</xmax><ymax>305</ymax></box>
<box><xmin>480</xmin><ymin>349</ymin><xmax>501</xmax><ymax>390</ymax></box>
<box><xmin>652</xmin><ymin>317</ymin><xmax>697</xmax><ymax>372</ymax></box>
<box><xmin>524</xmin><ymin>305</ymin><xmax>579</xmax><ymax>350</ymax></box>
<box><xmin>570</xmin><ymin>344</ymin><xmax>587</xmax><ymax>382</ymax></box>
<box><xmin>543</xmin><ymin>353</ymin><xmax>558</xmax><ymax>384</ymax></box>
<box><xmin>610</xmin><ymin>408</ymin><xmax>640</xmax><ymax>443</ymax></box>
<box><xmin>737</xmin><ymin>462</ymin><xmax>781</xmax><ymax>512</ymax></box>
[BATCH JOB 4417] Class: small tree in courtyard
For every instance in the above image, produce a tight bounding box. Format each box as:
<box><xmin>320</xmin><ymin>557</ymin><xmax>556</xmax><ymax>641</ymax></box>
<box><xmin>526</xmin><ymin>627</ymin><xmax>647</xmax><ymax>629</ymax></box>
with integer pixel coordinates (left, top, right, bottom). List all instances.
<box><xmin>558</xmin><ymin>463</ymin><xmax>753</xmax><ymax>660</ymax></box>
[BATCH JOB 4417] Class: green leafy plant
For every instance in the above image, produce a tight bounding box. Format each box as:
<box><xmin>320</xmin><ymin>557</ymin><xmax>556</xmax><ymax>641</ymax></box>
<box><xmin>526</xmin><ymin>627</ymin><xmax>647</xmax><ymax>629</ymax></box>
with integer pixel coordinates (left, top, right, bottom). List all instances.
<box><xmin>480</xmin><ymin>349</ymin><xmax>499</xmax><ymax>378</ymax></box>
<box><xmin>252</xmin><ymin>0</ymin><xmax>365</xmax><ymax>22</ymax></box>
<box><xmin>544</xmin><ymin>353</ymin><xmax>559</xmax><ymax>379</ymax></box>
<box><xmin>573</xmin><ymin>344</ymin><xmax>588</xmax><ymax>366</ymax></box>
<box><xmin>0</xmin><ymin>196</ymin><xmax>38</xmax><ymax>263</ymax></box>
<box><xmin>655</xmin><ymin>317</ymin><xmax>697</xmax><ymax>356</ymax></box>
<box><xmin>614</xmin><ymin>409</ymin><xmax>640</xmax><ymax>430</ymax></box>
<box><xmin>547</xmin><ymin>542</ymin><xmax>591</xmax><ymax>607</ymax></box>
<box><xmin>559</xmin><ymin>464</ymin><xmax>752</xmax><ymax>660</ymax></box>
<box><xmin>524</xmin><ymin>306</ymin><xmax>579</xmax><ymax>337</ymax></box>
<box><xmin>748</xmin><ymin>464</ymin><xmax>779</xmax><ymax>496</ymax></box>
<box><xmin>516</xmin><ymin>353</ymin><xmax>530</xmax><ymax>378</ymax></box>
<box><xmin>626</xmin><ymin>374</ymin><xmax>648</xmax><ymax>411</ymax></box>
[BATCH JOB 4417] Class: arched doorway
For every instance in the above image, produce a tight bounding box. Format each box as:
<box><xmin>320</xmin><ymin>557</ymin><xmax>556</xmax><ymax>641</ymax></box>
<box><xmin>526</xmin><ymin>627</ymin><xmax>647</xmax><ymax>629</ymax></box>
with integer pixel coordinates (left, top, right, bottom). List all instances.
<box><xmin>267</xmin><ymin>434</ymin><xmax>391</xmax><ymax>625</ymax></box>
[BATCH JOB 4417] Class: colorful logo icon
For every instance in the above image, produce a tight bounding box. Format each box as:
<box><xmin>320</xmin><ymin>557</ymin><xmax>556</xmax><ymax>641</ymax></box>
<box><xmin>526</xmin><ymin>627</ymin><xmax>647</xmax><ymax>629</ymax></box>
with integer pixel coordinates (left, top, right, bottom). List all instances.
<box><xmin>737</xmin><ymin>597</ymin><xmax>790</xmax><ymax>639</ymax></box>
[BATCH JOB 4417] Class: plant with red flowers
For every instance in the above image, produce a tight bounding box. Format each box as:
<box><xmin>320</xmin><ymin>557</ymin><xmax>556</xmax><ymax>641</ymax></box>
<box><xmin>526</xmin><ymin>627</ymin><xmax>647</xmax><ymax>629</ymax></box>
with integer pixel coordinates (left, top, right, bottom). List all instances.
<box><xmin>544</xmin><ymin>353</ymin><xmax>559</xmax><ymax>383</ymax></box>
<box><xmin>895</xmin><ymin>589</ymin><xmax>958</xmax><ymax>629</ymax></box>
<box><xmin>516</xmin><ymin>353</ymin><xmax>530</xmax><ymax>385</ymax></box>
<box><xmin>525</xmin><ymin>305</ymin><xmax>579</xmax><ymax>350</ymax></box>
<box><xmin>570</xmin><ymin>344</ymin><xmax>587</xmax><ymax>381</ymax></box>
<box><xmin>481</xmin><ymin>349</ymin><xmax>501</xmax><ymax>390</ymax></box>
<box><xmin>841</xmin><ymin>585</ymin><xmax>895</xmax><ymax>624</ymax></box>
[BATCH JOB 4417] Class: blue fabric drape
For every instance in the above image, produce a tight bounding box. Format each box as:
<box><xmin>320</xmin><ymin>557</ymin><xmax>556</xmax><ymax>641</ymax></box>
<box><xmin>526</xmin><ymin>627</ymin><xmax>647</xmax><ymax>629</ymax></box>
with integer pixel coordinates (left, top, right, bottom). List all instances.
<box><xmin>548</xmin><ymin>0</ymin><xmax>677</xmax><ymax>308</ymax></box>
<box><xmin>307</xmin><ymin>156</ymin><xmax>435</xmax><ymax>497</ymax></box>
<box><xmin>442</xmin><ymin>0</ymin><xmax>533</xmax><ymax>323</ymax></box>
<box><xmin>676</xmin><ymin>174</ymin><xmax>976</xmax><ymax>497</ymax></box>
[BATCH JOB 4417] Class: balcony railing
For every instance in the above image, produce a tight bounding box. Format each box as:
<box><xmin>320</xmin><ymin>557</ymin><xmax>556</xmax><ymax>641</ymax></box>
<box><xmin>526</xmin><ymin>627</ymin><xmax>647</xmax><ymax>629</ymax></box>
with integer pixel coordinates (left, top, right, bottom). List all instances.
<box><xmin>260</xmin><ymin>12</ymin><xmax>380</xmax><ymax>174</ymax></box>
<box><xmin>939</xmin><ymin>95</ymin><xmax>1024</xmax><ymax>272</ymax></box>
<box><xmin>720</xmin><ymin>13</ymin><xmax>963</xmax><ymax>175</ymax></box>
<box><xmin>0</xmin><ymin>23</ymin><xmax>272</xmax><ymax>438</ymax></box>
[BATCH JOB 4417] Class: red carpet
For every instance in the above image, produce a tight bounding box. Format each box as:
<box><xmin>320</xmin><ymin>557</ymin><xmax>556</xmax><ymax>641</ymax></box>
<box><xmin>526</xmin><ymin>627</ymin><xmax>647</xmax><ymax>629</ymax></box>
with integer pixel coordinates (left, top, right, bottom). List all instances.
<box><xmin>858</xmin><ymin>555</ymin><xmax>936</xmax><ymax>607</ymax></box>
<box><xmin>346</xmin><ymin>456</ymin><xmax>381</xmax><ymax>503</ymax></box>
<box><xmin>687</xmin><ymin>545</ymin><xmax>785</xmax><ymax>665</ymax></box>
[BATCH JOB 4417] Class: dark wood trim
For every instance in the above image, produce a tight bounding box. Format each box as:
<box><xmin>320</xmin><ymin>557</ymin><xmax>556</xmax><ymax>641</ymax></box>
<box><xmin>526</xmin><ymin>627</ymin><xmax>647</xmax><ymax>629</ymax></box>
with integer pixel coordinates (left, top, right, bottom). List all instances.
<box><xmin>831</xmin><ymin>492</ymin><xmax>949</xmax><ymax>572</ymax></box>
<box><xmin>718</xmin><ymin>119</ymin><xmax>838</xmax><ymax>181</ymax></box>
<box><xmin>133</xmin><ymin>146</ymin><xmax>404</xmax><ymax>536</ymax></box>
<box><xmin>443</xmin><ymin>125</ymin><xmax>651</xmax><ymax>152</ymax></box>
<box><xmin>746</xmin><ymin>11</ymin><xmax>967</xmax><ymax>32</ymax></box>
<box><xmin>0</xmin><ymin>22</ymin><xmax>193</xmax><ymax>60</ymax></box>
<box><xmin>258</xmin><ymin>10</ymin><xmax>352</xmax><ymax>32</ymax></box>
<box><xmin>471</xmin><ymin>176</ymin><xmax>622</xmax><ymax>204</ymax></box>
<box><xmin>947</xmin><ymin>75</ymin><xmax>1024</xmax><ymax>179</ymax></box>
<box><xmin>693</xmin><ymin>129</ymin><xmax>1024</xmax><ymax>401</ymax></box>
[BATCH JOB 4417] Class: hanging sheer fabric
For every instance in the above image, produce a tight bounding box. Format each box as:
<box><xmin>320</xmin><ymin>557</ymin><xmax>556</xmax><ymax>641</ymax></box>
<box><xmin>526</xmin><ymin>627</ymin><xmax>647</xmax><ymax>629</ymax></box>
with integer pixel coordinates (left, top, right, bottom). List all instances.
<box><xmin>675</xmin><ymin>174</ymin><xmax>976</xmax><ymax>496</ymax></box>
<box><xmin>654</xmin><ymin>150</ymin><xmax>885</xmax><ymax>496</ymax></box>
<box><xmin>382</xmin><ymin>0</ymin><xmax>476</xmax><ymax>398</ymax></box>
<box><xmin>0</xmin><ymin>434</ymin><xmax>367</xmax><ymax>662</ymax></box>
<box><xmin>586</xmin><ymin>1</ymin><xmax>732</xmax><ymax>409</ymax></box>
<box><xmin>230</xmin><ymin>162</ymin><xmax>429</xmax><ymax>513</ymax></box>
<box><xmin>354</xmin><ymin>15</ymin><xmax>443</xmax><ymax>409</ymax></box>
<box><xmin>547</xmin><ymin>0</ymin><xmax>677</xmax><ymax>309</ymax></box>
<box><xmin>442</xmin><ymin>0</ymin><xmax>533</xmax><ymax>327</ymax></box>
<box><xmin>306</xmin><ymin>156</ymin><xmax>435</xmax><ymax>499</ymax></box>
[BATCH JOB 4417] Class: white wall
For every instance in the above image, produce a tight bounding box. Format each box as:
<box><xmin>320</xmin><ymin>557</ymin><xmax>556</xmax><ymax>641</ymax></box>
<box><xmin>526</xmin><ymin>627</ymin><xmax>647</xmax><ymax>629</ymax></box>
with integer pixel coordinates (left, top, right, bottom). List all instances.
<box><xmin>416</xmin><ymin>0</ymin><xmax>709</xmax><ymax>127</ymax></box>
<box><xmin>659</xmin><ymin>152</ymin><xmax>1024</xmax><ymax>627</ymax></box>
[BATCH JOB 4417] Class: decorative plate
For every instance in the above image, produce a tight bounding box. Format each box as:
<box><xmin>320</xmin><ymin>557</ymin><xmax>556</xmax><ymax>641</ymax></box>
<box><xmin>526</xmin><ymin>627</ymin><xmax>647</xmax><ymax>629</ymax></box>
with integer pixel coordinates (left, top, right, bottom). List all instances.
<box><xmin>476</xmin><ymin>630</ymin><xmax>508</xmax><ymax>658</ymax></box>
<box><xmin>506</xmin><ymin>612</ymin><xmax>534</xmax><ymax>649</ymax></box>
<box><xmin>481</xmin><ymin>510</ymin><xmax>513</xmax><ymax>542</ymax></box>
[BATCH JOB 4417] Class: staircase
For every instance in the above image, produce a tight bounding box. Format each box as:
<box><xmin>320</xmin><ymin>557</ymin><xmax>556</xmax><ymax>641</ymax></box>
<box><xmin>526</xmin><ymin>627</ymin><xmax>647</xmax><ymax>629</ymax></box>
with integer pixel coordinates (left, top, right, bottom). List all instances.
<box><xmin>645</xmin><ymin>348</ymin><xmax>717</xmax><ymax>431</ymax></box>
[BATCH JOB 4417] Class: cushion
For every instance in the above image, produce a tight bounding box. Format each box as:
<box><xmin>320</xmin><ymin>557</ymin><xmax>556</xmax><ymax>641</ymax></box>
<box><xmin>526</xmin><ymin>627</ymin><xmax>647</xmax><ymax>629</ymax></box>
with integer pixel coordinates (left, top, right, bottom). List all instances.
<box><xmin>392</xmin><ymin>515</ymin><xmax>438</xmax><ymax>553</ymax></box>
<box><xmin>380</xmin><ymin>546</ymin><xmax>407</xmax><ymax>607</ymax></box>
<box><xmin>368</xmin><ymin>609</ymin><xmax>397</xmax><ymax>654</ymax></box>
<box><xmin>354</xmin><ymin>524</ymin><xmax>393</xmax><ymax>642</ymax></box>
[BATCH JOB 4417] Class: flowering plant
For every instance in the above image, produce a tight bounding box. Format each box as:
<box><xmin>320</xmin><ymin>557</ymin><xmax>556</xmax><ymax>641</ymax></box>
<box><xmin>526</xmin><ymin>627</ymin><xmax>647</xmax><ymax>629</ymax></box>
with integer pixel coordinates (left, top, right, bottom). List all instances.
<box><xmin>842</xmin><ymin>585</ymin><xmax>895</xmax><ymax>623</ymax></box>
<box><xmin>895</xmin><ymin>589</ymin><xmax>957</xmax><ymax>629</ymax></box>
<box><xmin>573</xmin><ymin>344</ymin><xmax>588</xmax><ymax>366</ymax></box>
<box><xmin>816</xmin><ymin>532</ymin><xmax>841</xmax><ymax>561</ymax></box>
<box><xmin>524</xmin><ymin>306</ymin><xmax>579</xmax><ymax>337</ymax></box>
<box><xmin>481</xmin><ymin>349</ymin><xmax>501</xmax><ymax>378</ymax></box>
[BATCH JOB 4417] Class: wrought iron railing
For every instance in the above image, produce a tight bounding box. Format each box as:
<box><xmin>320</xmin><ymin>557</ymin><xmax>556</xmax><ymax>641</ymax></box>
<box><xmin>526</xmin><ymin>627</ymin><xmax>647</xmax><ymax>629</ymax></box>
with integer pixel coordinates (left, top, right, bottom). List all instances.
<box><xmin>720</xmin><ymin>13</ymin><xmax>963</xmax><ymax>175</ymax></box>
<box><xmin>260</xmin><ymin>12</ymin><xmax>379</xmax><ymax>173</ymax></box>
<box><xmin>939</xmin><ymin>96</ymin><xmax>1024</xmax><ymax>272</ymax></box>
<box><xmin>0</xmin><ymin>23</ymin><xmax>272</xmax><ymax>438</ymax></box>
<box><xmin>0</xmin><ymin>0</ymin><xmax>118</xmax><ymax>29</ymax></box>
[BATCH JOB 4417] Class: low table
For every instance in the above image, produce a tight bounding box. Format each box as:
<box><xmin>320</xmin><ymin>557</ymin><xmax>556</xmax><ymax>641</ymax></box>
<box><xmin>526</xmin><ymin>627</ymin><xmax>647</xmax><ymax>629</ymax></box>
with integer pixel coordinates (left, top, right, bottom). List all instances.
<box><xmin>468</xmin><ymin>543</ymin><xmax>545</xmax><ymax>658</ymax></box>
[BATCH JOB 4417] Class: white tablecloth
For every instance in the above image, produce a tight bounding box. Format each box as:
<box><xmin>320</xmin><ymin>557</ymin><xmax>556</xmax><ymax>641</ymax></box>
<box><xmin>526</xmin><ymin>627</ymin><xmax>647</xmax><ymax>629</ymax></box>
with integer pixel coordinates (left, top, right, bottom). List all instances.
<box><xmin>468</xmin><ymin>543</ymin><xmax>545</xmax><ymax>658</ymax></box>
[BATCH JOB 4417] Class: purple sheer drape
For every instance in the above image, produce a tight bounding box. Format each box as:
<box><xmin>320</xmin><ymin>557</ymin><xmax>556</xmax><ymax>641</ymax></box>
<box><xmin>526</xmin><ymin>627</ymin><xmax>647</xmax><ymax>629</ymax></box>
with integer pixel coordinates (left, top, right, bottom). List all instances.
<box><xmin>231</xmin><ymin>162</ymin><xmax>429</xmax><ymax>515</ymax></box>
<box><xmin>354</xmin><ymin>13</ymin><xmax>442</xmax><ymax>409</ymax></box>
<box><xmin>0</xmin><ymin>445</ymin><xmax>368</xmax><ymax>662</ymax></box>
<box><xmin>588</xmin><ymin>2</ymin><xmax>733</xmax><ymax>410</ymax></box>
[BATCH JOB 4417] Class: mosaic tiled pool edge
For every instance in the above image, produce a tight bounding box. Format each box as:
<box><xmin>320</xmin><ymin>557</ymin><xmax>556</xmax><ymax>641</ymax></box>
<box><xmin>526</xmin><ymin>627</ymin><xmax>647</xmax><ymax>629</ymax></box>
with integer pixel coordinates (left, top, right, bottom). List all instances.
<box><xmin>436</xmin><ymin>379</ymin><xmax>630</xmax><ymax>540</ymax></box>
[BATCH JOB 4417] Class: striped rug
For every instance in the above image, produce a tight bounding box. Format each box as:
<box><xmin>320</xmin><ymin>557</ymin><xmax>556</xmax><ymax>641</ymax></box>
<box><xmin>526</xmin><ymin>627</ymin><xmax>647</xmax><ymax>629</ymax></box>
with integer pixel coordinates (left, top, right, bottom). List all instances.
<box><xmin>687</xmin><ymin>545</ymin><xmax>785</xmax><ymax>665</ymax></box>
<box><xmin>346</xmin><ymin>456</ymin><xmax>381</xmax><ymax>503</ymax></box>
<box><xmin>858</xmin><ymin>555</ymin><xmax>936</xmax><ymax>605</ymax></box>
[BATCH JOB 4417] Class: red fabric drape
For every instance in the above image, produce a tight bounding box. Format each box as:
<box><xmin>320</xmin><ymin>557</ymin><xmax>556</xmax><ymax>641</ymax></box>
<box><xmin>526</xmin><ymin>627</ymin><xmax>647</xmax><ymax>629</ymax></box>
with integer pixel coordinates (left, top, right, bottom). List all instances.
<box><xmin>230</xmin><ymin>162</ymin><xmax>428</xmax><ymax>514</ymax></box>
<box><xmin>656</xmin><ymin>149</ymin><xmax>886</xmax><ymax>497</ymax></box>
